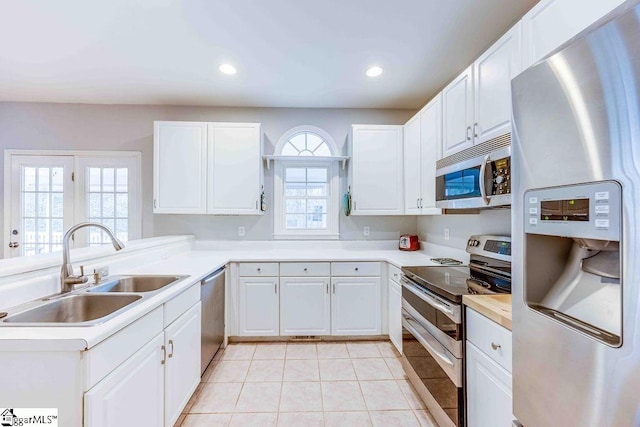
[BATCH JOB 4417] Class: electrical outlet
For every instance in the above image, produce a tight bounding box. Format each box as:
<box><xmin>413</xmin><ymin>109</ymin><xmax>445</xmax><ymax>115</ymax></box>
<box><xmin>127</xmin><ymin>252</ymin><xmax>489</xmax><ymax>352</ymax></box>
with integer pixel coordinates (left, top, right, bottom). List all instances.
<box><xmin>238</xmin><ymin>226</ymin><xmax>245</xmax><ymax>237</ymax></box>
<box><xmin>444</xmin><ymin>228</ymin><xmax>450</xmax><ymax>241</ymax></box>
<box><xmin>364</xmin><ymin>226</ymin><xmax>370</xmax><ymax>237</ymax></box>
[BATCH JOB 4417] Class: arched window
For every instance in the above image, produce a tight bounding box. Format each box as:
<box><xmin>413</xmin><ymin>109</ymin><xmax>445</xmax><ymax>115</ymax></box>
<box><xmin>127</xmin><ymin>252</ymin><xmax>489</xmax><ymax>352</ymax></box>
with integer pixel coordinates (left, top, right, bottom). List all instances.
<box><xmin>280</xmin><ymin>132</ymin><xmax>333</xmax><ymax>156</ymax></box>
<box><xmin>273</xmin><ymin>126</ymin><xmax>340</xmax><ymax>239</ymax></box>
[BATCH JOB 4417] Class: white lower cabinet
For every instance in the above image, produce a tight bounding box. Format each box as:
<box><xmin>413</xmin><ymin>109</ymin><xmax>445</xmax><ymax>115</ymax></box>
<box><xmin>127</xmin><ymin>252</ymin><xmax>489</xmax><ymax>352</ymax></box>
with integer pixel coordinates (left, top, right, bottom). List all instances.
<box><xmin>466</xmin><ymin>307</ymin><xmax>513</xmax><ymax>427</ymax></box>
<box><xmin>235</xmin><ymin>262</ymin><xmax>382</xmax><ymax>337</ymax></box>
<box><xmin>164</xmin><ymin>303</ymin><xmax>201</xmax><ymax>427</ymax></box>
<box><xmin>280</xmin><ymin>277</ymin><xmax>331</xmax><ymax>335</ymax></box>
<box><xmin>388</xmin><ymin>272</ymin><xmax>402</xmax><ymax>353</ymax></box>
<box><xmin>85</xmin><ymin>333</ymin><xmax>165</xmax><ymax>427</ymax></box>
<box><xmin>466</xmin><ymin>341</ymin><xmax>513</xmax><ymax>427</ymax></box>
<box><xmin>331</xmin><ymin>277</ymin><xmax>381</xmax><ymax>335</ymax></box>
<box><xmin>85</xmin><ymin>285</ymin><xmax>203</xmax><ymax>427</ymax></box>
<box><xmin>238</xmin><ymin>277</ymin><xmax>279</xmax><ymax>336</ymax></box>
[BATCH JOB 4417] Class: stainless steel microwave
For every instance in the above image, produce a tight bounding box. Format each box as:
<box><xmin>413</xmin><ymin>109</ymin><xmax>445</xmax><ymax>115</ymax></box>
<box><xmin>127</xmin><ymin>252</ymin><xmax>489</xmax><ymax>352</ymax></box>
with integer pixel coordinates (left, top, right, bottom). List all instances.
<box><xmin>435</xmin><ymin>144</ymin><xmax>511</xmax><ymax>209</ymax></box>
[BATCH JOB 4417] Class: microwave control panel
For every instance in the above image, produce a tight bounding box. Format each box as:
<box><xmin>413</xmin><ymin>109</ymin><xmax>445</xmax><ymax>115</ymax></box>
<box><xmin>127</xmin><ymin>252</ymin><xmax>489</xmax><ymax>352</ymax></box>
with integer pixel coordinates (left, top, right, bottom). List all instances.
<box><xmin>490</xmin><ymin>157</ymin><xmax>511</xmax><ymax>195</ymax></box>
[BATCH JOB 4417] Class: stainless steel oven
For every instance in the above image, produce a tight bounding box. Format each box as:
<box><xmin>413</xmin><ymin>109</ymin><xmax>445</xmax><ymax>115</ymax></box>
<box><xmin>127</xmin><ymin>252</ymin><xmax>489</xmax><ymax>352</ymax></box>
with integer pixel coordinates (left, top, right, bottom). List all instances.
<box><xmin>400</xmin><ymin>234</ymin><xmax>512</xmax><ymax>427</ymax></box>
<box><xmin>435</xmin><ymin>142</ymin><xmax>511</xmax><ymax>209</ymax></box>
<box><xmin>401</xmin><ymin>278</ymin><xmax>464</xmax><ymax>427</ymax></box>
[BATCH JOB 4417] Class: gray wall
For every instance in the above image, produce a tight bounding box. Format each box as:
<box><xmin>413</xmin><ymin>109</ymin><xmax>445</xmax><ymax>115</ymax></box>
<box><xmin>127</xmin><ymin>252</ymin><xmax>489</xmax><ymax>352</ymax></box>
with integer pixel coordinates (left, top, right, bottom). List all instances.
<box><xmin>0</xmin><ymin>102</ymin><xmax>417</xmax><ymax>248</ymax></box>
<box><xmin>417</xmin><ymin>209</ymin><xmax>512</xmax><ymax>250</ymax></box>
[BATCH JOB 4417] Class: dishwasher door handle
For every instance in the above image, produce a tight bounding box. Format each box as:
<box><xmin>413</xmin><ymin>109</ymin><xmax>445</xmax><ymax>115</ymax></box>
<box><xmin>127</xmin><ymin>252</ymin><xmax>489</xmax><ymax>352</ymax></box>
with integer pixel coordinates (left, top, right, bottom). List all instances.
<box><xmin>201</xmin><ymin>267</ymin><xmax>225</xmax><ymax>285</ymax></box>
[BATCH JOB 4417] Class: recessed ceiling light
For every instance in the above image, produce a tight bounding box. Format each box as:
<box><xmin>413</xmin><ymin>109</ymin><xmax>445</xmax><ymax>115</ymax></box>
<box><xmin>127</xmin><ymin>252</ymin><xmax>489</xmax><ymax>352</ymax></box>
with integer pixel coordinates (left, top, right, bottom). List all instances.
<box><xmin>366</xmin><ymin>66</ymin><xmax>383</xmax><ymax>78</ymax></box>
<box><xmin>219</xmin><ymin>64</ymin><xmax>237</xmax><ymax>75</ymax></box>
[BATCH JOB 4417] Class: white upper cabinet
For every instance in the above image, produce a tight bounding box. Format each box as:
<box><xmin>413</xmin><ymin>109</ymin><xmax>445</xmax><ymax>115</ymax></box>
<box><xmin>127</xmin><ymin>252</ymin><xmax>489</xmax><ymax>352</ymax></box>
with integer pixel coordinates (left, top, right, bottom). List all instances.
<box><xmin>349</xmin><ymin>125</ymin><xmax>404</xmax><ymax>215</ymax></box>
<box><xmin>403</xmin><ymin>95</ymin><xmax>442</xmax><ymax>215</ymax></box>
<box><xmin>522</xmin><ymin>0</ymin><xmax>625</xmax><ymax>70</ymax></box>
<box><xmin>153</xmin><ymin>121</ymin><xmax>208</xmax><ymax>214</ymax></box>
<box><xmin>154</xmin><ymin>121</ymin><xmax>263</xmax><ymax>215</ymax></box>
<box><xmin>403</xmin><ymin>114</ymin><xmax>422</xmax><ymax>215</ymax></box>
<box><xmin>207</xmin><ymin>123</ymin><xmax>263</xmax><ymax>214</ymax></box>
<box><xmin>442</xmin><ymin>66</ymin><xmax>474</xmax><ymax>158</ymax></box>
<box><xmin>473</xmin><ymin>23</ymin><xmax>522</xmax><ymax>144</ymax></box>
<box><xmin>442</xmin><ymin>24</ymin><xmax>522</xmax><ymax>159</ymax></box>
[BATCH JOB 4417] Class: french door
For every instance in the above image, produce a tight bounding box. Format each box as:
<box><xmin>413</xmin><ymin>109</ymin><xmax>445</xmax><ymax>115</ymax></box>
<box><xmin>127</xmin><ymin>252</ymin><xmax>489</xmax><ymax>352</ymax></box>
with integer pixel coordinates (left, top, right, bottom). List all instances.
<box><xmin>6</xmin><ymin>152</ymin><xmax>141</xmax><ymax>258</ymax></box>
<box><xmin>8</xmin><ymin>155</ymin><xmax>75</xmax><ymax>258</ymax></box>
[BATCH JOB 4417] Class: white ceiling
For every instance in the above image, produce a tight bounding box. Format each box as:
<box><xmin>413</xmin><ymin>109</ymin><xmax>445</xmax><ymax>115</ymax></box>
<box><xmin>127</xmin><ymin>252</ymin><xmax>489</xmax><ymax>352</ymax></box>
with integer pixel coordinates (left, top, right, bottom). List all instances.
<box><xmin>0</xmin><ymin>0</ymin><xmax>538</xmax><ymax>109</ymax></box>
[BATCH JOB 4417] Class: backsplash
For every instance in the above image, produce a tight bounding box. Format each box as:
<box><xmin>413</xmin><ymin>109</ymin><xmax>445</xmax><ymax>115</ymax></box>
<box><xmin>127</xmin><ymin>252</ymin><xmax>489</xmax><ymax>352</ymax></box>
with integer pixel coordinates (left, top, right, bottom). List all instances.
<box><xmin>417</xmin><ymin>209</ymin><xmax>512</xmax><ymax>250</ymax></box>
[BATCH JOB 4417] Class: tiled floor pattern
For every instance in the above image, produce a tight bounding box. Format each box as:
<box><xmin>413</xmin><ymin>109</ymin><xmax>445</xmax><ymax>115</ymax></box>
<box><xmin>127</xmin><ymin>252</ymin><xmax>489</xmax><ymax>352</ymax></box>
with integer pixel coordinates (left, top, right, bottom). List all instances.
<box><xmin>175</xmin><ymin>341</ymin><xmax>437</xmax><ymax>427</ymax></box>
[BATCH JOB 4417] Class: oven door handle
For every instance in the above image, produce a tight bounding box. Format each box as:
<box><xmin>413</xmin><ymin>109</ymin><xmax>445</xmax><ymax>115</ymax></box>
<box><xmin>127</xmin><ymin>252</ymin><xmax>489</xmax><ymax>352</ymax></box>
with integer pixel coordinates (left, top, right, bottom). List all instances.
<box><xmin>401</xmin><ymin>277</ymin><xmax>457</xmax><ymax>319</ymax></box>
<box><xmin>479</xmin><ymin>154</ymin><xmax>491</xmax><ymax>206</ymax></box>
<box><xmin>403</xmin><ymin>314</ymin><xmax>454</xmax><ymax>367</ymax></box>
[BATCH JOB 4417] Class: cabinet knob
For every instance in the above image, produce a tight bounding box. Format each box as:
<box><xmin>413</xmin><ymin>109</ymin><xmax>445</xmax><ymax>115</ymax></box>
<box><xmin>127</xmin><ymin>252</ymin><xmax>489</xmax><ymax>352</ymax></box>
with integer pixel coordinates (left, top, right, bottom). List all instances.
<box><xmin>355</xmin><ymin>267</ymin><xmax>359</xmax><ymax>271</ymax></box>
<box><xmin>304</xmin><ymin>268</ymin><xmax>308</xmax><ymax>272</ymax></box>
<box><xmin>491</xmin><ymin>342</ymin><xmax>501</xmax><ymax>351</ymax></box>
<box><xmin>257</xmin><ymin>268</ymin><xmax>261</xmax><ymax>272</ymax></box>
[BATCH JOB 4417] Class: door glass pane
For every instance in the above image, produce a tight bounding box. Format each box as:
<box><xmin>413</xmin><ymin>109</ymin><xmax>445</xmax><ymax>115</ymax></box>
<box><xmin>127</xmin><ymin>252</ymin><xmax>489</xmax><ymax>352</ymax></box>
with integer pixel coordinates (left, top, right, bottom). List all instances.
<box><xmin>19</xmin><ymin>165</ymin><xmax>67</xmax><ymax>256</ymax></box>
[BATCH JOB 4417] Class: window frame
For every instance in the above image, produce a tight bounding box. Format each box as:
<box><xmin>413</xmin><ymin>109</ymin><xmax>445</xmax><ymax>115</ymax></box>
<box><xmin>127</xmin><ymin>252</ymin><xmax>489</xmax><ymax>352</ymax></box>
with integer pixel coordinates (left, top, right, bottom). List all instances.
<box><xmin>272</xmin><ymin>126</ymin><xmax>341</xmax><ymax>240</ymax></box>
<box><xmin>273</xmin><ymin>160</ymin><xmax>340</xmax><ymax>240</ymax></box>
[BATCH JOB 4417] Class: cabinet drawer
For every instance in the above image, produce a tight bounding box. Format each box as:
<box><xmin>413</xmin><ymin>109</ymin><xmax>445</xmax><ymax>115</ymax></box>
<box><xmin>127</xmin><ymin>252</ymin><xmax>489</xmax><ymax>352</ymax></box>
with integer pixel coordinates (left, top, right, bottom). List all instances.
<box><xmin>280</xmin><ymin>262</ymin><xmax>330</xmax><ymax>277</ymax></box>
<box><xmin>388</xmin><ymin>264</ymin><xmax>402</xmax><ymax>283</ymax></box>
<box><xmin>466</xmin><ymin>307</ymin><xmax>512</xmax><ymax>373</ymax></box>
<box><xmin>239</xmin><ymin>262</ymin><xmax>279</xmax><ymax>277</ymax></box>
<box><xmin>84</xmin><ymin>306</ymin><xmax>164</xmax><ymax>391</ymax></box>
<box><xmin>331</xmin><ymin>262</ymin><xmax>381</xmax><ymax>276</ymax></box>
<box><xmin>165</xmin><ymin>283</ymin><xmax>200</xmax><ymax>327</ymax></box>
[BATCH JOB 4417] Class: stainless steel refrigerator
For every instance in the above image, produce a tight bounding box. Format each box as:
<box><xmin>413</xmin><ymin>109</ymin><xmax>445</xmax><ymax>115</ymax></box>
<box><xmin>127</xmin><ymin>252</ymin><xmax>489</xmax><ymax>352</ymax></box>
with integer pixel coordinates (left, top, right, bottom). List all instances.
<box><xmin>511</xmin><ymin>1</ymin><xmax>640</xmax><ymax>425</ymax></box>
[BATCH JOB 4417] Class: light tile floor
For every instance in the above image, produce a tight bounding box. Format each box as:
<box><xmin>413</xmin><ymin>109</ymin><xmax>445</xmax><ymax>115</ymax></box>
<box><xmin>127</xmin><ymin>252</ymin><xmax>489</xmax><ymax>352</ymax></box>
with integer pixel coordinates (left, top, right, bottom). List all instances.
<box><xmin>175</xmin><ymin>341</ymin><xmax>437</xmax><ymax>427</ymax></box>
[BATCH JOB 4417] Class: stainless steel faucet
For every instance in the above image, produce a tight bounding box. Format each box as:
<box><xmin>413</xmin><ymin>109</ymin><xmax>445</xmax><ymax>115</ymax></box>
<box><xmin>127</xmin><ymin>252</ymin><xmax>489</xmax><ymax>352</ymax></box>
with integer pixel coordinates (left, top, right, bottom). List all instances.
<box><xmin>60</xmin><ymin>222</ymin><xmax>125</xmax><ymax>292</ymax></box>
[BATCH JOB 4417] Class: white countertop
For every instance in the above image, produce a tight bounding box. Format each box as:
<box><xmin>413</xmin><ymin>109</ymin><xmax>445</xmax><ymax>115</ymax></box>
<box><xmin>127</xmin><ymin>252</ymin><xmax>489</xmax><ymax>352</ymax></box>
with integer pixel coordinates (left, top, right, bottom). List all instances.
<box><xmin>0</xmin><ymin>239</ymin><xmax>466</xmax><ymax>351</ymax></box>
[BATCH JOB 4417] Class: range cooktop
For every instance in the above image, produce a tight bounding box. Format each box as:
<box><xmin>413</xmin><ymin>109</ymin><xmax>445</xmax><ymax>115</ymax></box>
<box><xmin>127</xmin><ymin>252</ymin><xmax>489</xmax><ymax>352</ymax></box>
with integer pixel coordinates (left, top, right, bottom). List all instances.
<box><xmin>402</xmin><ymin>264</ymin><xmax>511</xmax><ymax>302</ymax></box>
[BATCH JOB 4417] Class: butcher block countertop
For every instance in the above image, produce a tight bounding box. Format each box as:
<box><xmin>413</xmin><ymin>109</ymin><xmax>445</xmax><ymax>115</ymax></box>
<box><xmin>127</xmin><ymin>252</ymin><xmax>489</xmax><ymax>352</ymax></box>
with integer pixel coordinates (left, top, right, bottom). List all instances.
<box><xmin>463</xmin><ymin>294</ymin><xmax>512</xmax><ymax>331</ymax></box>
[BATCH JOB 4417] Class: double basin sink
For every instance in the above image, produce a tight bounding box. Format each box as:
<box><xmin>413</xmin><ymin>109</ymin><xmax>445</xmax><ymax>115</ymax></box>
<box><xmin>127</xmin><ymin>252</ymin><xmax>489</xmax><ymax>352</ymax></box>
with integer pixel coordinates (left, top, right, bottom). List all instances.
<box><xmin>1</xmin><ymin>275</ymin><xmax>188</xmax><ymax>326</ymax></box>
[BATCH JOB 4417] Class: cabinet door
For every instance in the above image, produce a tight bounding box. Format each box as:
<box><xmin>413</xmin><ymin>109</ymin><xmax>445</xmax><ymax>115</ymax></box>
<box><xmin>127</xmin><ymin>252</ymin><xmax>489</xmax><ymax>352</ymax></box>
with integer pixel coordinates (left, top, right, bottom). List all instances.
<box><xmin>153</xmin><ymin>121</ymin><xmax>207</xmax><ymax>214</ymax></box>
<box><xmin>442</xmin><ymin>66</ymin><xmax>474</xmax><ymax>158</ymax></box>
<box><xmin>521</xmin><ymin>0</ymin><xmax>624</xmax><ymax>69</ymax></box>
<box><xmin>403</xmin><ymin>114</ymin><xmax>422</xmax><ymax>215</ymax></box>
<box><xmin>388</xmin><ymin>278</ymin><xmax>402</xmax><ymax>353</ymax></box>
<box><xmin>239</xmin><ymin>277</ymin><xmax>279</xmax><ymax>336</ymax></box>
<box><xmin>350</xmin><ymin>125</ymin><xmax>404</xmax><ymax>215</ymax></box>
<box><xmin>164</xmin><ymin>303</ymin><xmax>201</xmax><ymax>427</ymax></box>
<box><xmin>280</xmin><ymin>277</ymin><xmax>331</xmax><ymax>335</ymax></box>
<box><xmin>419</xmin><ymin>94</ymin><xmax>442</xmax><ymax>212</ymax></box>
<box><xmin>331</xmin><ymin>277</ymin><xmax>381</xmax><ymax>335</ymax></box>
<box><xmin>473</xmin><ymin>23</ymin><xmax>522</xmax><ymax>144</ymax></box>
<box><xmin>207</xmin><ymin>123</ymin><xmax>262</xmax><ymax>214</ymax></box>
<box><xmin>466</xmin><ymin>341</ymin><xmax>513</xmax><ymax>427</ymax></box>
<box><xmin>85</xmin><ymin>334</ymin><xmax>164</xmax><ymax>427</ymax></box>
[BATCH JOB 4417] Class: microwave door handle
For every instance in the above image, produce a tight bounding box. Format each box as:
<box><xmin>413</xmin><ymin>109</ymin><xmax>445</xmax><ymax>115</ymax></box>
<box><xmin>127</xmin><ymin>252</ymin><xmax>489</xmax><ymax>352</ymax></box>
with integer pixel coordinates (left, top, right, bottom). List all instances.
<box><xmin>403</xmin><ymin>314</ymin><xmax>454</xmax><ymax>367</ymax></box>
<box><xmin>479</xmin><ymin>154</ymin><xmax>490</xmax><ymax>206</ymax></box>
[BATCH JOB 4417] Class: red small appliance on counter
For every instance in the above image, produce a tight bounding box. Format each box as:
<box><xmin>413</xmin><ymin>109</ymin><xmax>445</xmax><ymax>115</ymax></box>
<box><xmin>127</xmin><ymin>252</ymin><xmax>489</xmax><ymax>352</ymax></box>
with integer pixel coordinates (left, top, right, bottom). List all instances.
<box><xmin>399</xmin><ymin>234</ymin><xmax>420</xmax><ymax>251</ymax></box>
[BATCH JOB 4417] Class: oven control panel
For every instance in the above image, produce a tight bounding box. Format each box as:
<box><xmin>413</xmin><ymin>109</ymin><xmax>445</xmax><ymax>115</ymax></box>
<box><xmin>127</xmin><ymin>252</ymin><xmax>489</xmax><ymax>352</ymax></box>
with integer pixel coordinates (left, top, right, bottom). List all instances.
<box><xmin>466</xmin><ymin>234</ymin><xmax>512</xmax><ymax>261</ymax></box>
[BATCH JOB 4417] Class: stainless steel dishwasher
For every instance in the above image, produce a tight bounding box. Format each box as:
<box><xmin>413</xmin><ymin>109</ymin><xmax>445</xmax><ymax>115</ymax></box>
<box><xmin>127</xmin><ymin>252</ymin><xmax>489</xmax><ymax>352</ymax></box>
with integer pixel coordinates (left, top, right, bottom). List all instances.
<box><xmin>200</xmin><ymin>266</ymin><xmax>225</xmax><ymax>374</ymax></box>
